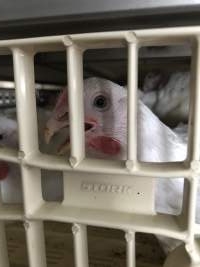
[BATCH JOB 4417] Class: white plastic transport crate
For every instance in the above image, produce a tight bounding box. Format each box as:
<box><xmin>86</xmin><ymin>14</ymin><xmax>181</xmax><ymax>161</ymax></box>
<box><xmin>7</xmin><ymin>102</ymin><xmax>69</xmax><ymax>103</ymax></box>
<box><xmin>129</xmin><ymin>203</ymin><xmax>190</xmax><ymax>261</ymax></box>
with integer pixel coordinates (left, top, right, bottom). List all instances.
<box><xmin>0</xmin><ymin>26</ymin><xmax>200</xmax><ymax>267</ymax></box>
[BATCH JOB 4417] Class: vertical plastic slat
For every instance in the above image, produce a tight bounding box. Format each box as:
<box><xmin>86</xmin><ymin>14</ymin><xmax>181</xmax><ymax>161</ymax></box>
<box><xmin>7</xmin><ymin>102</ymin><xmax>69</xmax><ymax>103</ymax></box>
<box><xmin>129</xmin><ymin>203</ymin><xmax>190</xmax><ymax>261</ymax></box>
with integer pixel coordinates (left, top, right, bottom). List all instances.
<box><xmin>0</xmin><ymin>222</ymin><xmax>9</xmax><ymax>267</ymax></box>
<box><xmin>72</xmin><ymin>223</ymin><xmax>89</xmax><ymax>267</ymax></box>
<box><xmin>67</xmin><ymin>45</ymin><xmax>85</xmax><ymax>167</ymax></box>
<box><xmin>13</xmin><ymin>47</ymin><xmax>43</xmax><ymax>213</ymax></box>
<box><xmin>185</xmin><ymin>36</ymin><xmax>200</xmax><ymax>264</ymax></box>
<box><xmin>25</xmin><ymin>221</ymin><xmax>47</xmax><ymax>267</ymax></box>
<box><xmin>185</xmin><ymin>177</ymin><xmax>200</xmax><ymax>264</ymax></box>
<box><xmin>125</xmin><ymin>231</ymin><xmax>136</xmax><ymax>267</ymax></box>
<box><xmin>188</xmin><ymin>37</ymin><xmax>200</xmax><ymax>161</ymax></box>
<box><xmin>179</xmin><ymin>179</ymin><xmax>190</xmax><ymax>225</ymax></box>
<box><xmin>12</xmin><ymin>47</ymin><xmax>39</xmax><ymax>154</ymax></box>
<box><xmin>126</xmin><ymin>38</ymin><xmax>138</xmax><ymax>169</ymax></box>
<box><xmin>21</xmin><ymin>167</ymin><xmax>43</xmax><ymax>214</ymax></box>
<box><xmin>188</xmin><ymin>178</ymin><xmax>198</xmax><ymax>239</ymax></box>
<box><xmin>12</xmin><ymin>47</ymin><xmax>46</xmax><ymax>267</ymax></box>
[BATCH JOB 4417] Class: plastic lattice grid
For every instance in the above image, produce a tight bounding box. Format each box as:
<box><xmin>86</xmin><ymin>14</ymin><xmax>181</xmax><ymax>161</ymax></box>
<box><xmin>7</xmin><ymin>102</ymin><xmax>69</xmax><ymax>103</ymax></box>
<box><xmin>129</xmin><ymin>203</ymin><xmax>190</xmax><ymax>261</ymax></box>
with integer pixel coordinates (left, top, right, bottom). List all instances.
<box><xmin>0</xmin><ymin>26</ymin><xmax>199</xmax><ymax>267</ymax></box>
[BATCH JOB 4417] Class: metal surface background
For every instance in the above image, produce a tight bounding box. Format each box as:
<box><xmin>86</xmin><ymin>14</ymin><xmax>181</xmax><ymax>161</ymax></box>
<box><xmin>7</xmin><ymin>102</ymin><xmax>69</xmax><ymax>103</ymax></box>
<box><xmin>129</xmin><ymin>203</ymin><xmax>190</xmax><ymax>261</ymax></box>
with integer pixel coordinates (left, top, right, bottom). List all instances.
<box><xmin>1</xmin><ymin>1</ymin><xmax>200</xmax><ymax>39</ymax></box>
<box><xmin>0</xmin><ymin>0</ymin><xmax>200</xmax><ymax>21</ymax></box>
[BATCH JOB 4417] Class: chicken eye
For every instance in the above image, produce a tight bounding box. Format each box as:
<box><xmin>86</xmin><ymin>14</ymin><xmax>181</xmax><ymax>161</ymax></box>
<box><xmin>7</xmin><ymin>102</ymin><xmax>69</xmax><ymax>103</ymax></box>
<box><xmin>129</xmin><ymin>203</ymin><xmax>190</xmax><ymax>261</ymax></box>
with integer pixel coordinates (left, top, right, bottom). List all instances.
<box><xmin>93</xmin><ymin>95</ymin><xmax>108</xmax><ymax>110</ymax></box>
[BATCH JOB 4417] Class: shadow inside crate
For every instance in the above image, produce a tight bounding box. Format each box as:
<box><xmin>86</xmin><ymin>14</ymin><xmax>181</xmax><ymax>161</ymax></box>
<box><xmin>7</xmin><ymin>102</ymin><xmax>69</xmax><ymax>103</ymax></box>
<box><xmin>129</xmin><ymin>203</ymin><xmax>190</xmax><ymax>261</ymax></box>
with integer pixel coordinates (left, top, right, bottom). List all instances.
<box><xmin>6</xmin><ymin>222</ymin><xmax>166</xmax><ymax>267</ymax></box>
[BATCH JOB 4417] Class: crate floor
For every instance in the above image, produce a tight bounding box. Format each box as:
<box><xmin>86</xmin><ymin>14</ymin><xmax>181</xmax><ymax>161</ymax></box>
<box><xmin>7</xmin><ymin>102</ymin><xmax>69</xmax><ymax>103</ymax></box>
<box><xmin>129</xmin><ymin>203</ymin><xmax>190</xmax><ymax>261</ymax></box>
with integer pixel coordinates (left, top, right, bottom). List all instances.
<box><xmin>6</xmin><ymin>222</ymin><xmax>166</xmax><ymax>267</ymax></box>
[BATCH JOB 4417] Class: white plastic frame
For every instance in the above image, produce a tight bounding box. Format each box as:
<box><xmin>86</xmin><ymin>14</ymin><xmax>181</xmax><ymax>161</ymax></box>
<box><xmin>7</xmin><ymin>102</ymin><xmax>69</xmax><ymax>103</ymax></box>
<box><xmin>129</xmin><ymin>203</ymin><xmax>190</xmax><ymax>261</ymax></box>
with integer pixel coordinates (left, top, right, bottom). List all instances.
<box><xmin>0</xmin><ymin>26</ymin><xmax>199</xmax><ymax>267</ymax></box>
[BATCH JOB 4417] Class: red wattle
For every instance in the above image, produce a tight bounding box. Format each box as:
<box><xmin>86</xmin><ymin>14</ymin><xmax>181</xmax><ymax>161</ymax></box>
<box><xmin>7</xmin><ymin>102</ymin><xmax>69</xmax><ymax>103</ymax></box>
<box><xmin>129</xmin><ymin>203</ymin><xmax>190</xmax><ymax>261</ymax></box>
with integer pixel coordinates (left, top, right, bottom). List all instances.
<box><xmin>0</xmin><ymin>161</ymin><xmax>9</xmax><ymax>180</ymax></box>
<box><xmin>89</xmin><ymin>136</ymin><xmax>121</xmax><ymax>155</ymax></box>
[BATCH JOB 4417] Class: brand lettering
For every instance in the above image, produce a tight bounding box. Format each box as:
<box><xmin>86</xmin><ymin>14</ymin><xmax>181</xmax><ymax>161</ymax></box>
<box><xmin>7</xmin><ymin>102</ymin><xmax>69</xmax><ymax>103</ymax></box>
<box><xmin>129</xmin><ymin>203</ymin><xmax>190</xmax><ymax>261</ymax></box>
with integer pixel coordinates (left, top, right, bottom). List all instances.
<box><xmin>81</xmin><ymin>182</ymin><xmax>133</xmax><ymax>195</ymax></box>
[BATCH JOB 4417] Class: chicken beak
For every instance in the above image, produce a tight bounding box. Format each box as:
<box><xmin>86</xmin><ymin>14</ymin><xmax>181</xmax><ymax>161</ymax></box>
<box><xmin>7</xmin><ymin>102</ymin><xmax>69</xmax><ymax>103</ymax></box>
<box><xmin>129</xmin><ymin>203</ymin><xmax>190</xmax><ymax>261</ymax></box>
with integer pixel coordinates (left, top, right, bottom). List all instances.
<box><xmin>57</xmin><ymin>139</ymin><xmax>70</xmax><ymax>155</ymax></box>
<box><xmin>56</xmin><ymin>121</ymin><xmax>95</xmax><ymax>156</ymax></box>
<box><xmin>44</xmin><ymin>108</ymin><xmax>96</xmax><ymax>155</ymax></box>
<box><xmin>44</xmin><ymin>113</ymin><xmax>69</xmax><ymax>144</ymax></box>
<box><xmin>44</xmin><ymin>127</ymin><xmax>54</xmax><ymax>144</ymax></box>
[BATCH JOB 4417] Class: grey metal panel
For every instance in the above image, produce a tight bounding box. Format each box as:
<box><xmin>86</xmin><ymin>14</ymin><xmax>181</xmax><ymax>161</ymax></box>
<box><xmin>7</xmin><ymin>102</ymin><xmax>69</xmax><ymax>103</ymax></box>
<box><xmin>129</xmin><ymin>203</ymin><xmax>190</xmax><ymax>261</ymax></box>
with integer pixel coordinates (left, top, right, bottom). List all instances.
<box><xmin>0</xmin><ymin>0</ymin><xmax>197</xmax><ymax>84</ymax></box>
<box><xmin>0</xmin><ymin>0</ymin><xmax>200</xmax><ymax>22</ymax></box>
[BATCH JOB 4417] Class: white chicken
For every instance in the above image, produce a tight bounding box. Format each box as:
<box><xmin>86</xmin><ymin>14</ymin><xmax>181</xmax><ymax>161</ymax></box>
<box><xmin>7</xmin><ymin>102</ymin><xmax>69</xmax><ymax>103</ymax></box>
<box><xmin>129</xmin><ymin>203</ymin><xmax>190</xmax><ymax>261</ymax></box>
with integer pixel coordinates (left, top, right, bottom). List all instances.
<box><xmin>141</xmin><ymin>71</ymin><xmax>190</xmax><ymax>126</ymax></box>
<box><xmin>0</xmin><ymin>77</ymin><xmax>198</xmax><ymax>254</ymax></box>
<box><xmin>0</xmin><ymin>107</ymin><xmax>64</xmax><ymax>203</ymax></box>
<box><xmin>0</xmin><ymin>114</ymin><xmax>22</xmax><ymax>203</ymax></box>
<box><xmin>44</xmin><ymin>77</ymin><xmax>200</xmax><ymax>253</ymax></box>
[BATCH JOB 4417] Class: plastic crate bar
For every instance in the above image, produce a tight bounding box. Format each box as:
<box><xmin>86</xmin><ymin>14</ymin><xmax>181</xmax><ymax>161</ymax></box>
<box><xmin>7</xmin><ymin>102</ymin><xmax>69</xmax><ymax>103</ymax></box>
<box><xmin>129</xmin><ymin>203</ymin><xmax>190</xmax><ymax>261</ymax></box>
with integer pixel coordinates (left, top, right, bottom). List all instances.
<box><xmin>186</xmin><ymin>177</ymin><xmax>200</xmax><ymax>264</ymax></box>
<box><xmin>12</xmin><ymin>47</ymin><xmax>39</xmax><ymax>154</ymax></box>
<box><xmin>0</xmin><ymin>222</ymin><xmax>9</xmax><ymax>267</ymax></box>
<box><xmin>72</xmin><ymin>223</ymin><xmax>89</xmax><ymax>267</ymax></box>
<box><xmin>13</xmin><ymin>47</ymin><xmax>44</xmax><ymax>214</ymax></box>
<box><xmin>0</xmin><ymin>26</ymin><xmax>199</xmax><ymax>52</ymax></box>
<box><xmin>125</xmin><ymin>231</ymin><xmax>136</xmax><ymax>267</ymax></box>
<box><xmin>187</xmin><ymin>178</ymin><xmax>199</xmax><ymax>242</ymax></box>
<box><xmin>0</xmin><ymin>26</ymin><xmax>198</xmax><ymax>267</ymax></box>
<box><xmin>126</xmin><ymin>36</ymin><xmax>138</xmax><ymax>168</ymax></box>
<box><xmin>0</xmin><ymin>147</ymin><xmax>18</xmax><ymax>163</ymax></box>
<box><xmin>25</xmin><ymin>221</ymin><xmax>47</xmax><ymax>267</ymax></box>
<box><xmin>30</xmin><ymin>203</ymin><xmax>188</xmax><ymax>241</ymax></box>
<box><xmin>0</xmin><ymin>80</ymin><xmax>62</xmax><ymax>91</ymax></box>
<box><xmin>13</xmin><ymin>47</ymin><xmax>46</xmax><ymax>267</ymax></box>
<box><xmin>25</xmin><ymin>153</ymin><xmax>190</xmax><ymax>178</ymax></box>
<box><xmin>67</xmin><ymin>44</ymin><xmax>85</xmax><ymax>167</ymax></box>
<box><xmin>0</xmin><ymin>205</ymin><xmax>23</xmax><ymax>220</ymax></box>
<box><xmin>187</xmin><ymin>36</ymin><xmax>200</xmax><ymax>162</ymax></box>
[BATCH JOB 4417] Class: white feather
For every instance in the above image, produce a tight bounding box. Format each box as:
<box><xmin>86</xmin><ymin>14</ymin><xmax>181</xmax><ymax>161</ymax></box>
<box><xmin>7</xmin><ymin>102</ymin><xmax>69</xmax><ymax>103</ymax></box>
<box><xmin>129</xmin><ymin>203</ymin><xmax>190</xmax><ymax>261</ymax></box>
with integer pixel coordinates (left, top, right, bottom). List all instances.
<box><xmin>0</xmin><ymin>108</ymin><xmax>64</xmax><ymax>203</ymax></box>
<box><xmin>0</xmin><ymin>78</ymin><xmax>198</xmax><ymax>254</ymax></box>
<box><xmin>141</xmin><ymin>71</ymin><xmax>190</xmax><ymax>125</ymax></box>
